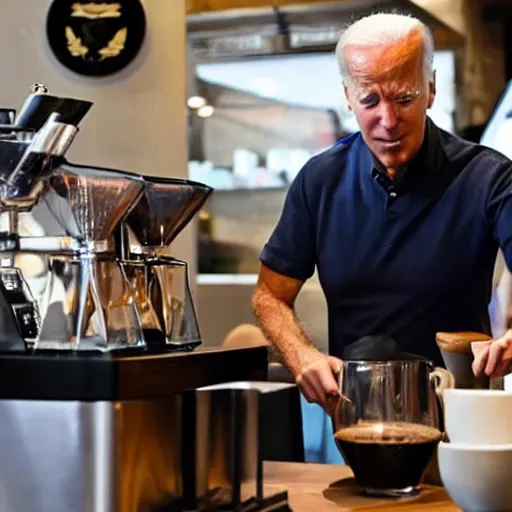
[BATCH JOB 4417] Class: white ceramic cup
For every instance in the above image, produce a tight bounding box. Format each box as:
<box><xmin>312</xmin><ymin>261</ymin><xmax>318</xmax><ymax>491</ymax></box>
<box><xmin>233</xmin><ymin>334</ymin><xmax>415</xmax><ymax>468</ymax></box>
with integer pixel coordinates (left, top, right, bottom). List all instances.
<box><xmin>438</xmin><ymin>441</ymin><xmax>512</xmax><ymax>512</ymax></box>
<box><xmin>444</xmin><ymin>389</ymin><xmax>512</xmax><ymax>445</ymax></box>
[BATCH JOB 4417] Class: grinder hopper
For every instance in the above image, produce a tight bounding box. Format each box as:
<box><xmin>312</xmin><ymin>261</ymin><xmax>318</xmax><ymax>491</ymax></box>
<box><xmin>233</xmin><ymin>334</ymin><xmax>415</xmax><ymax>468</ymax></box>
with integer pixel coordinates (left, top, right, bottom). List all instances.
<box><xmin>42</xmin><ymin>163</ymin><xmax>145</xmax><ymax>245</ymax></box>
<box><xmin>120</xmin><ymin>176</ymin><xmax>213</xmax><ymax>351</ymax></box>
<box><xmin>123</xmin><ymin>176</ymin><xmax>213</xmax><ymax>252</ymax></box>
<box><xmin>35</xmin><ymin>163</ymin><xmax>146</xmax><ymax>352</ymax></box>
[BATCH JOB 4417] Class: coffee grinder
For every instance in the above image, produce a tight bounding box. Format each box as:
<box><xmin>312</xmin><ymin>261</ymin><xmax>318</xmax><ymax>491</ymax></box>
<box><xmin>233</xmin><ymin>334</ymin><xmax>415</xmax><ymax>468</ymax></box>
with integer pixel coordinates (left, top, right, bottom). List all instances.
<box><xmin>35</xmin><ymin>163</ymin><xmax>147</xmax><ymax>351</ymax></box>
<box><xmin>117</xmin><ymin>175</ymin><xmax>212</xmax><ymax>351</ymax></box>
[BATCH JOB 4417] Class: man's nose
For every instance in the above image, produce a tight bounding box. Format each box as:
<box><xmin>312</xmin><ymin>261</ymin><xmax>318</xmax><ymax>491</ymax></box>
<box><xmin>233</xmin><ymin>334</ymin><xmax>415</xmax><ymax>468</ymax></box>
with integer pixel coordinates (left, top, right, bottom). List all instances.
<box><xmin>379</xmin><ymin>102</ymin><xmax>398</xmax><ymax>130</ymax></box>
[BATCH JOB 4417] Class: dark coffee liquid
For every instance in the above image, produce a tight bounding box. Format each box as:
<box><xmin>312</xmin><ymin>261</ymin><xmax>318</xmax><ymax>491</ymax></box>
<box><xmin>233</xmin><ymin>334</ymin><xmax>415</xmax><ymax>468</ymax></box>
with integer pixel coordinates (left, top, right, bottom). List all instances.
<box><xmin>335</xmin><ymin>422</ymin><xmax>441</xmax><ymax>491</ymax></box>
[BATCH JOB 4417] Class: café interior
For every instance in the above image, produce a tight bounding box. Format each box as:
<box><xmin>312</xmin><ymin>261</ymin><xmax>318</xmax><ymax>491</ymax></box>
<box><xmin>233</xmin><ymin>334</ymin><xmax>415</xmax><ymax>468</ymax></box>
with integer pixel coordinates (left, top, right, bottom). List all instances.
<box><xmin>1</xmin><ymin>0</ymin><xmax>512</xmax><ymax>511</ymax></box>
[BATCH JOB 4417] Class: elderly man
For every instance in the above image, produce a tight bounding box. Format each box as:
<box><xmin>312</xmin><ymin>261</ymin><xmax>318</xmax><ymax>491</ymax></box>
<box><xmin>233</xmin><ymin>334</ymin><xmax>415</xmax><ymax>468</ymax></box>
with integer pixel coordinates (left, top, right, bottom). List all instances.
<box><xmin>252</xmin><ymin>12</ymin><xmax>512</xmax><ymax>410</ymax></box>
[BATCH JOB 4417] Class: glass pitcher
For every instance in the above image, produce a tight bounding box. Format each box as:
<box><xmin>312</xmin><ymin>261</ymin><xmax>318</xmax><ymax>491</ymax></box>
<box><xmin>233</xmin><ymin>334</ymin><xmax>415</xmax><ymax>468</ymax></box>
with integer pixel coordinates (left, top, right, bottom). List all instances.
<box><xmin>333</xmin><ymin>359</ymin><xmax>454</xmax><ymax>497</ymax></box>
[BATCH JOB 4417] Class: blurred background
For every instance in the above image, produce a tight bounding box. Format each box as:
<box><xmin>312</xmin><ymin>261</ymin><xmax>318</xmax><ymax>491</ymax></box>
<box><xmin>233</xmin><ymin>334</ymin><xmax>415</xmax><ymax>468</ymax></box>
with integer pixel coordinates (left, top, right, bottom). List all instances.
<box><xmin>186</xmin><ymin>0</ymin><xmax>509</xmax><ymax>353</ymax></box>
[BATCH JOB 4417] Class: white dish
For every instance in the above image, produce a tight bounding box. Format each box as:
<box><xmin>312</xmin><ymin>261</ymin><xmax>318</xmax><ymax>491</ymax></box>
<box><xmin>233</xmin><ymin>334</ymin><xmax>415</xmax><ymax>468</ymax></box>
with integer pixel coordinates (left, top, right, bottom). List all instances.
<box><xmin>444</xmin><ymin>389</ymin><xmax>512</xmax><ymax>445</ymax></box>
<box><xmin>438</xmin><ymin>441</ymin><xmax>512</xmax><ymax>512</ymax></box>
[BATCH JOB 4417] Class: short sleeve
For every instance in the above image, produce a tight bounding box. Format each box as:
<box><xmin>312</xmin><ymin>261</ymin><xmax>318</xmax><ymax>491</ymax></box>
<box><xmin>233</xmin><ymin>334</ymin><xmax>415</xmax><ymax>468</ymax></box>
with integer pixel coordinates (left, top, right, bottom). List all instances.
<box><xmin>260</xmin><ymin>166</ymin><xmax>316</xmax><ymax>281</ymax></box>
<box><xmin>486</xmin><ymin>163</ymin><xmax>512</xmax><ymax>269</ymax></box>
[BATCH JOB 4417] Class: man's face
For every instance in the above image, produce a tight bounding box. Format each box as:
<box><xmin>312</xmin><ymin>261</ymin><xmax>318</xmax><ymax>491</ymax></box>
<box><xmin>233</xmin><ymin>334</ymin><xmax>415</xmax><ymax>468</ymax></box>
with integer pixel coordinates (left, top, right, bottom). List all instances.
<box><xmin>343</xmin><ymin>32</ymin><xmax>435</xmax><ymax>170</ymax></box>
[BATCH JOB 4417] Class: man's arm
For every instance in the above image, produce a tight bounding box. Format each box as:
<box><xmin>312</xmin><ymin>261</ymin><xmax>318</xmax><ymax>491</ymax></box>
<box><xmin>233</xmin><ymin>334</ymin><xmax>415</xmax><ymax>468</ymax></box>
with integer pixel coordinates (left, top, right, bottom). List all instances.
<box><xmin>252</xmin><ymin>264</ymin><xmax>341</xmax><ymax>410</ymax></box>
<box><xmin>475</xmin><ymin>161</ymin><xmax>512</xmax><ymax>377</ymax></box>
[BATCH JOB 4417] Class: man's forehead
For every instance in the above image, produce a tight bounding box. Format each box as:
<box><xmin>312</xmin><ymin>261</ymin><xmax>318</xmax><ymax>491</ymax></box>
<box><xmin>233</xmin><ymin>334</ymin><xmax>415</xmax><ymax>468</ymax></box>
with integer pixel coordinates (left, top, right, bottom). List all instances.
<box><xmin>344</xmin><ymin>36</ymin><xmax>424</xmax><ymax>82</ymax></box>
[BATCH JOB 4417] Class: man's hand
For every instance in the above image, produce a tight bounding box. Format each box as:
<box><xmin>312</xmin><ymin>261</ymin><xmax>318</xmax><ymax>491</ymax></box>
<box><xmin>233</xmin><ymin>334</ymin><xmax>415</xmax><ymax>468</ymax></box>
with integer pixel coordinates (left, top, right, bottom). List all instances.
<box><xmin>295</xmin><ymin>351</ymin><xmax>343</xmax><ymax>414</ymax></box>
<box><xmin>472</xmin><ymin>330</ymin><xmax>512</xmax><ymax>378</ymax></box>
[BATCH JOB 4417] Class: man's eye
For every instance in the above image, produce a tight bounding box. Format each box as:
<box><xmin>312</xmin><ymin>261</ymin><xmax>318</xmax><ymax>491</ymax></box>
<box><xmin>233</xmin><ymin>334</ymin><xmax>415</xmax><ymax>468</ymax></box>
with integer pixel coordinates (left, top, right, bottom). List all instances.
<box><xmin>360</xmin><ymin>94</ymin><xmax>379</xmax><ymax>108</ymax></box>
<box><xmin>395</xmin><ymin>94</ymin><xmax>416</xmax><ymax>105</ymax></box>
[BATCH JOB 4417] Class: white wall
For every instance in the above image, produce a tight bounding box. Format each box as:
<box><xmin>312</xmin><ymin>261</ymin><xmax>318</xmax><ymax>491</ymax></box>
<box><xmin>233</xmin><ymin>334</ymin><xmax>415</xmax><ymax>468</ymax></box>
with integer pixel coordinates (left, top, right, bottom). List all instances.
<box><xmin>0</xmin><ymin>0</ymin><xmax>193</xmax><ymax>267</ymax></box>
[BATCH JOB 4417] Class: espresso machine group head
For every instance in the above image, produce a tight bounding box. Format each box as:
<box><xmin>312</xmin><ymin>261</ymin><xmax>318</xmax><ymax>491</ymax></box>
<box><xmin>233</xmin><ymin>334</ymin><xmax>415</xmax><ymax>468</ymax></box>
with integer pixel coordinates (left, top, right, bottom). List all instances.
<box><xmin>0</xmin><ymin>84</ymin><xmax>92</xmax><ymax>350</ymax></box>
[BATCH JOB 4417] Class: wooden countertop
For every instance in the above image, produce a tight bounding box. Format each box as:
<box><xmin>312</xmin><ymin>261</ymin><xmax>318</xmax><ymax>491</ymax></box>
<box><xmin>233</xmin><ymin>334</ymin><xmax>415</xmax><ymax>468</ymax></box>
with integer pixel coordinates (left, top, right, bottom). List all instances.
<box><xmin>263</xmin><ymin>461</ymin><xmax>461</xmax><ymax>511</ymax></box>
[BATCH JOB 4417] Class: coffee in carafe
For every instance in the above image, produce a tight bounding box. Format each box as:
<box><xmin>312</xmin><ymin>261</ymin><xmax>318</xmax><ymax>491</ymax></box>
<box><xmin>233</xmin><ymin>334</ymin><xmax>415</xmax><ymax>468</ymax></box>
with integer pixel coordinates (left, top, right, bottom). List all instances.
<box><xmin>335</xmin><ymin>421</ymin><xmax>442</xmax><ymax>492</ymax></box>
<box><xmin>333</xmin><ymin>359</ymin><xmax>454</xmax><ymax>496</ymax></box>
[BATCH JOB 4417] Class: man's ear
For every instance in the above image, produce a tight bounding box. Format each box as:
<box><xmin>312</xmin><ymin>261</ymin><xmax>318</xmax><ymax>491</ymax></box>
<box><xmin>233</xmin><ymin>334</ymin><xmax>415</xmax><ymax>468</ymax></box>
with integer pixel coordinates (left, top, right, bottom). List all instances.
<box><xmin>343</xmin><ymin>82</ymin><xmax>352</xmax><ymax>112</ymax></box>
<box><xmin>427</xmin><ymin>70</ymin><xmax>436</xmax><ymax>109</ymax></box>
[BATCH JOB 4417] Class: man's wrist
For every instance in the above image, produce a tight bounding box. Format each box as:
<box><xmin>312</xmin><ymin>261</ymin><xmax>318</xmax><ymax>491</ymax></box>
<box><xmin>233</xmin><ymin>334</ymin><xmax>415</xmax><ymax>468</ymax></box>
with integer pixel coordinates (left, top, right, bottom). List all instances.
<box><xmin>289</xmin><ymin>345</ymin><xmax>324</xmax><ymax>378</ymax></box>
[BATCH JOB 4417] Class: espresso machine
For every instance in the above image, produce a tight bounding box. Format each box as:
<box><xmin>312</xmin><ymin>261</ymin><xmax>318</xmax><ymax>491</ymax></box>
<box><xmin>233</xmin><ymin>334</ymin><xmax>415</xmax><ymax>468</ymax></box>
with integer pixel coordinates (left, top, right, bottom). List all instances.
<box><xmin>0</xmin><ymin>85</ymin><xmax>285</xmax><ymax>512</ymax></box>
<box><xmin>0</xmin><ymin>85</ymin><xmax>212</xmax><ymax>354</ymax></box>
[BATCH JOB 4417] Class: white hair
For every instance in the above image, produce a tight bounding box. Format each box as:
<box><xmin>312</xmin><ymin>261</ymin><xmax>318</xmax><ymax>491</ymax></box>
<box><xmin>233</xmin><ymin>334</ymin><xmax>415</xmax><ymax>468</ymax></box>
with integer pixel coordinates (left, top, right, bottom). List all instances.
<box><xmin>335</xmin><ymin>13</ymin><xmax>434</xmax><ymax>82</ymax></box>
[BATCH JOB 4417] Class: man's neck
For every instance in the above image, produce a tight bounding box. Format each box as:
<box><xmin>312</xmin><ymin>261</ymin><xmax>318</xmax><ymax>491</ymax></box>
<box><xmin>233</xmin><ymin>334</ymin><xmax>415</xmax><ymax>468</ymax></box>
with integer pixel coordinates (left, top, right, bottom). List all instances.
<box><xmin>386</xmin><ymin>168</ymin><xmax>398</xmax><ymax>180</ymax></box>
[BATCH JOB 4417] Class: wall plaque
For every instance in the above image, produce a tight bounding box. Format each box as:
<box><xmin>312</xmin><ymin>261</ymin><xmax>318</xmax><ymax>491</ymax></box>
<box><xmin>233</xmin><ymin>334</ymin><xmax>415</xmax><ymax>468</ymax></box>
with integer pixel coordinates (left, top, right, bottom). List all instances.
<box><xmin>46</xmin><ymin>0</ymin><xmax>147</xmax><ymax>77</ymax></box>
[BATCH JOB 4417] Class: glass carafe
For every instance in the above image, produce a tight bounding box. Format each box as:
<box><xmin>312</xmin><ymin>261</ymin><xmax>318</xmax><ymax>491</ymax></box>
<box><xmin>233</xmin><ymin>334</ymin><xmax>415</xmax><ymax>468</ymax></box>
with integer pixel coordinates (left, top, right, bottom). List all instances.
<box><xmin>122</xmin><ymin>255</ymin><xmax>201</xmax><ymax>351</ymax></box>
<box><xmin>333</xmin><ymin>359</ymin><xmax>454</xmax><ymax>497</ymax></box>
<box><xmin>36</xmin><ymin>254</ymin><xmax>144</xmax><ymax>352</ymax></box>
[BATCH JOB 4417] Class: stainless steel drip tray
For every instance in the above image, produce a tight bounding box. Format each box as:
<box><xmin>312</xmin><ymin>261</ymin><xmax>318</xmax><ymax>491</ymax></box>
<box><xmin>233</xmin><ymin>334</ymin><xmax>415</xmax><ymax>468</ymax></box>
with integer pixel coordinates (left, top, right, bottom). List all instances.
<box><xmin>31</xmin><ymin>340</ymin><xmax>144</xmax><ymax>353</ymax></box>
<box><xmin>32</xmin><ymin>340</ymin><xmax>200</xmax><ymax>353</ymax></box>
<box><xmin>17</xmin><ymin>236</ymin><xmax>110</xmax><ymax>254</ymax></box>
<box><xmin>197</xmin><ymin>381</ymin><xmax>295</xmax><ymax>394</ymax></box>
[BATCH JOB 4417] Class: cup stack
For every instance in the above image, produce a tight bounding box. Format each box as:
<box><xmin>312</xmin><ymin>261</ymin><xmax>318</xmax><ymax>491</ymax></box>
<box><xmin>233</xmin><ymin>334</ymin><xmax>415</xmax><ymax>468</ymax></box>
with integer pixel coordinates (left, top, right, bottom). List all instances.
<box><xmin>438</xmin><ymin>389</ymin><xmax>512</xmax><ymax>512</ymax></box>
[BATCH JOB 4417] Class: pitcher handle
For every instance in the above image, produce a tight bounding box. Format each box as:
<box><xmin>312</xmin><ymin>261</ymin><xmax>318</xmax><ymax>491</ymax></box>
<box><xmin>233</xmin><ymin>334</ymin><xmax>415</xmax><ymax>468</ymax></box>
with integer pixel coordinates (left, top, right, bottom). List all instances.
<box><xmin>430</xmin><ymin>367</ymin><xmax>455</xmax><ymax>402</ymax></box>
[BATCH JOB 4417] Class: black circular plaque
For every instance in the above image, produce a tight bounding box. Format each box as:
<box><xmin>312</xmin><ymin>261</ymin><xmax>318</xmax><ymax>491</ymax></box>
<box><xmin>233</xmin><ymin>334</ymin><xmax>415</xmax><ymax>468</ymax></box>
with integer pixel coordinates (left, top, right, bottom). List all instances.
<box><xmin>46</xmin><ymin>0</ymin><xmax>146</xmax><ymax>77</ymax></box>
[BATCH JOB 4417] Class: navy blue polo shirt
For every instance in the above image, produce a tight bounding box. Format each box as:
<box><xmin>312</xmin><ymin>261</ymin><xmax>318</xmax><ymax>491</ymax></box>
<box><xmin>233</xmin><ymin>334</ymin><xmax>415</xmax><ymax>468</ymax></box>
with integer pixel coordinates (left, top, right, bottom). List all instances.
<box><xmin>260</xmin><ymin>117</ymin><xmax>512</xmax><ymax>365</ymax></box>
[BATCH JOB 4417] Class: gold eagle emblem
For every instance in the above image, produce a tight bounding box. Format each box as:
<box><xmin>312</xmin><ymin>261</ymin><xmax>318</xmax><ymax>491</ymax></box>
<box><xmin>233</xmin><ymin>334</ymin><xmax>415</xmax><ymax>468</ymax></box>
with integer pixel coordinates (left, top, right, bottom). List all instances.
<box><xmin>98</xmin><ymin>28</ymin><xmax>127</xmax><ymax>58</ymax></box>
<box><xmin>65</xmin><ymin>26</ymin><xmax>127</xmax><ymax>60</ymax></box>
<box><xmin>70</xmin><ymin>2</ymin><xmax>122</xmax><ymax>19</ymax></box>
<box><xmin>65</xmin><ymin>26</ymin><xmax>88</xmax><ymax>57</ymax></box>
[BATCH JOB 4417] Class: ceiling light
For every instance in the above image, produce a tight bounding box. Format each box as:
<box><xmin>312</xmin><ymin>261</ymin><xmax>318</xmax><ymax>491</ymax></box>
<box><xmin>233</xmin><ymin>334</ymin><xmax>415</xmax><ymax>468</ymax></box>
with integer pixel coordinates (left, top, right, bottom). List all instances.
<box><xmin>188</xmin><ymin>95</ymin><xmax>207</xmax><ymax>109</ymax></box>
<box><xmin>197</xmin><ymin>105</ymin><xmax>214</xmax><ymax>118</ymax></box>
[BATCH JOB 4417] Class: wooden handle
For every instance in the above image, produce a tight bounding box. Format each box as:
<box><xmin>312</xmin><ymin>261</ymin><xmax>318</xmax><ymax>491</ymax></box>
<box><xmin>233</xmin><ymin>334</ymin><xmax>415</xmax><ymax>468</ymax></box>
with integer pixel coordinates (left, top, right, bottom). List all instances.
<box><xmin>436</xmin><ymin>331</ymin><xmax>492</xmax><ymax>355</ymax></box>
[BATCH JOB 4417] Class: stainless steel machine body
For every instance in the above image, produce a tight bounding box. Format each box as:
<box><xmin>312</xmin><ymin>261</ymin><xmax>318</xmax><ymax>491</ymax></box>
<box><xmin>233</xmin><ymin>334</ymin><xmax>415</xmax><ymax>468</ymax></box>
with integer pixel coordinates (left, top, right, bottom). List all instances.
<box><xmin>0</xmin><ymin>347</ymin><xmax>285</xmax><ymax>512</ymax></box>
<box><xmin>0</xmin><ymin>399</ymin><xmax>173</xmax><ymax>512</ymax></box>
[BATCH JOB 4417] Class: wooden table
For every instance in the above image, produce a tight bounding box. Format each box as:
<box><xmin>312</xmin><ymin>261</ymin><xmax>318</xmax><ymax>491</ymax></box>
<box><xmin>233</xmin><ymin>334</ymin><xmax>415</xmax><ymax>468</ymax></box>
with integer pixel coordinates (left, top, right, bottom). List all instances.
<box><xmin>263</xmin><ymin>461</ymin><xmax>462</xmax><ymax>511</ymax></box>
